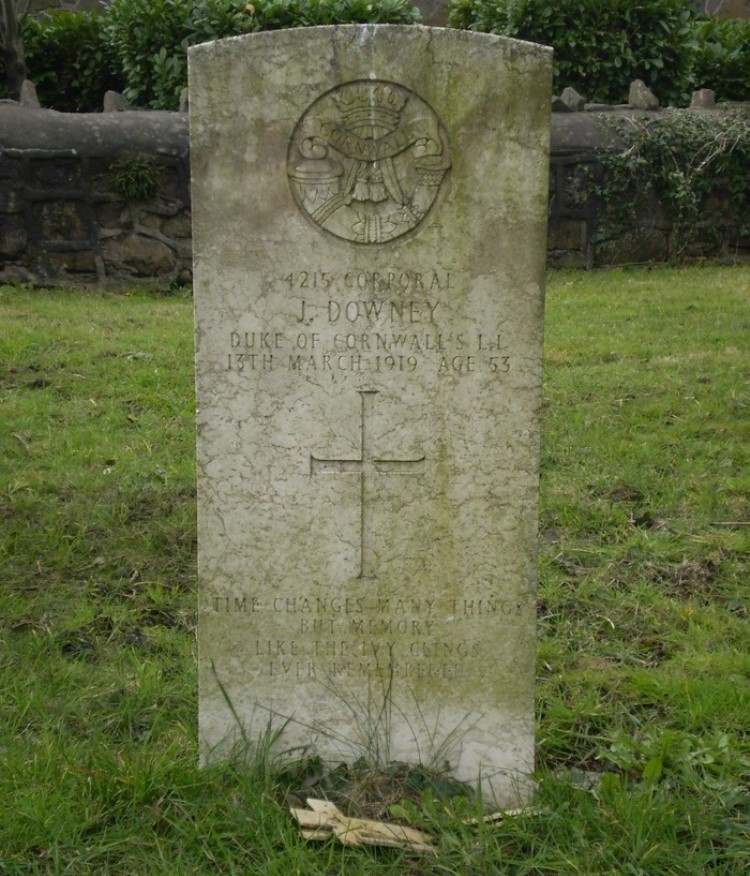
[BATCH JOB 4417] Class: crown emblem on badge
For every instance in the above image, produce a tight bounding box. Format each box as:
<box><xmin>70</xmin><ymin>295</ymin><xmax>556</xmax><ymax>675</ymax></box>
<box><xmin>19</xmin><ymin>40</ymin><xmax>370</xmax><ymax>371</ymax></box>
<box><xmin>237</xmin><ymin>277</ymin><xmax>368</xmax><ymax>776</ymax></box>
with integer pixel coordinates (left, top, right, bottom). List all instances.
<box><xmin>332</xmin><ymin>84</ymin><xmax>409</xmax><ymax>132</ymax></box>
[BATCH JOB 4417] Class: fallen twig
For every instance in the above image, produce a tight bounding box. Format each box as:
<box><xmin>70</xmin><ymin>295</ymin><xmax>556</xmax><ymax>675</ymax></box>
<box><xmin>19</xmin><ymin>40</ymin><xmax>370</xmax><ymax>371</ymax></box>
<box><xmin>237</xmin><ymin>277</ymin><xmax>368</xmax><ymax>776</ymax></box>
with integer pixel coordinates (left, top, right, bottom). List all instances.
<box><xmin>290</xmin><ymin>798</ymin><xmax>437</xmax><ymax>854</ymax></box>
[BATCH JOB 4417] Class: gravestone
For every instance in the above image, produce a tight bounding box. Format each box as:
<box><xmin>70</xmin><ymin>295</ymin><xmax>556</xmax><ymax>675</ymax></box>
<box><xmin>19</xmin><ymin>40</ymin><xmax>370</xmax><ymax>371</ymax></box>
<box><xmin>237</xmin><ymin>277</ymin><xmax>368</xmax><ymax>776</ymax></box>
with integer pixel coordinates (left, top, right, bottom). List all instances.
<box><xmin>190</xmin><ymin>25</ymin><xmax>551</xmax><ymax>805</ymax></box>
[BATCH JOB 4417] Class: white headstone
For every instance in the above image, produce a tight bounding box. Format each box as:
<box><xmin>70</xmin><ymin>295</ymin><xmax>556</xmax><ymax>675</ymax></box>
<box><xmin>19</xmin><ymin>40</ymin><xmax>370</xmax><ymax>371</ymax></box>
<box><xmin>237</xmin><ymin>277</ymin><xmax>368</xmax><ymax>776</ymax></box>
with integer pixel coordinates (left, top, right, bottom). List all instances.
<box><xmin>190</xmin><ymin>24</ymin><xmax>551</xmax><ymax>805</ymax></box>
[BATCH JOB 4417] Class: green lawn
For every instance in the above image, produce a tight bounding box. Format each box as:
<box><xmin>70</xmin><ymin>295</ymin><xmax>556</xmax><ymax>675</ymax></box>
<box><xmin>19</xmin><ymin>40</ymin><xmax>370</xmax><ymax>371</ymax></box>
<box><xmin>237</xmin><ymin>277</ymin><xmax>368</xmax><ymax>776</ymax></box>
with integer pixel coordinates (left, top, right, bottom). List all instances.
<box><xmin>1</xmin><ymin>266</ymin><xmax>748</xmax><ymax>874</ymax></box>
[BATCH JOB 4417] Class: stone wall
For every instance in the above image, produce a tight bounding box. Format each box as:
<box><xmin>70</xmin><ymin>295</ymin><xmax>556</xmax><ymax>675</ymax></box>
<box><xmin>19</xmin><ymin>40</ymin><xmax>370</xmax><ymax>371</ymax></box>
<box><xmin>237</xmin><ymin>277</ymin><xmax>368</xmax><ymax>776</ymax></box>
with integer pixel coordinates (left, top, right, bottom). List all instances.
<box><xmin>0</xmin><ymin>99</ymin><xmax>747</xmax><ymax>286</ymax></box>
<box><xmin>0</xmin><ymin>101</ymin><xmax>191</xmax><ymax>285</ymax></box>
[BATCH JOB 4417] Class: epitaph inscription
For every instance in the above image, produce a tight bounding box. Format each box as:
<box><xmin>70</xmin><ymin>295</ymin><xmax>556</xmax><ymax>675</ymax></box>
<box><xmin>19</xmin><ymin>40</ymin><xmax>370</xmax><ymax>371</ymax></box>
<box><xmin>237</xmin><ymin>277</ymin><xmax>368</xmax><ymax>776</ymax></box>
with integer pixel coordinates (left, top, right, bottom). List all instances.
<box><xmin>288</xmin><ymin>80</ymin><xmax>451</xmax><ymax>244</ymax></box>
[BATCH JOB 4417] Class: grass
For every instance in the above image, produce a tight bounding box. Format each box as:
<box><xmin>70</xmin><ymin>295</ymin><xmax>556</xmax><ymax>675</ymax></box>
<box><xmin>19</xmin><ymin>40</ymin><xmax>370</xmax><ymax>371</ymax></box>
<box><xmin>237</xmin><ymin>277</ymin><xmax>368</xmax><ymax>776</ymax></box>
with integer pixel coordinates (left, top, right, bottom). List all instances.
<box><xmin>1</xmin><ymin>266</ymin><xmax>748</xmax><ymax>874</ymax></box>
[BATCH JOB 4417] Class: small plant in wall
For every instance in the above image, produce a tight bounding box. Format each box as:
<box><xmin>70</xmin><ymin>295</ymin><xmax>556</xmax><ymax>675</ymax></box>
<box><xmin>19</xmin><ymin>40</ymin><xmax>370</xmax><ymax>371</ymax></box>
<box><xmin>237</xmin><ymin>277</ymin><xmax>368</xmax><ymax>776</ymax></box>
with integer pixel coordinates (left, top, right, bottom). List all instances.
<box><xmin>110</xmin><ymin>154</ymin><xmax>162</xmax><ymax>201</ymax></box>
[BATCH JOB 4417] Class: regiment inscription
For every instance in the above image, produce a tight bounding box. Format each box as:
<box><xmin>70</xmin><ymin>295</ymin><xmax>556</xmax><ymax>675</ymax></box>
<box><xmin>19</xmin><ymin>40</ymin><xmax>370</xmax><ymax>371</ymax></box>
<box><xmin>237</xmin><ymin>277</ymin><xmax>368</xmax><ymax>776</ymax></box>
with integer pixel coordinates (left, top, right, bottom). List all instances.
<box><xmin>190</xmin><ymin>25</ymin><xmax>552</xmax><ymax>804</ymax></box>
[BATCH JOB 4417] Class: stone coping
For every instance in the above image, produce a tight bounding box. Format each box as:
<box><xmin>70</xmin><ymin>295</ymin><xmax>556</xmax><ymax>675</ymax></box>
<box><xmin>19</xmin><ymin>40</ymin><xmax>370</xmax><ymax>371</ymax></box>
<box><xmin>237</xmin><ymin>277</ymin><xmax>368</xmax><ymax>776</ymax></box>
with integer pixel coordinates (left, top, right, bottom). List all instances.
<box><xmin>3</xmin><ymin>100</ymin><xmax>744</xmax><ymax>161</ymax></box>
<box><xmin>0</xmin><ymin>102</ymin><xmax>188</xmax><ymax>158</ymax></box>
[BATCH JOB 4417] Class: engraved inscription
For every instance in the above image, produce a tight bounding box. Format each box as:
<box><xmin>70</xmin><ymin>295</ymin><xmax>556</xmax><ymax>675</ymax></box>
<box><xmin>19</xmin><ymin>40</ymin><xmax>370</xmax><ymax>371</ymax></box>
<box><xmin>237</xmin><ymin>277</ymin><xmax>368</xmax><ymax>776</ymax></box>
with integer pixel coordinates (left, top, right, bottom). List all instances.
<box><xmin>286</xmin><ymin>270</ymin><xmax>451</xmax><ymax>294</ymax></box>
<box><xmin>288</xmin><ymin>81</ymin><xmax>451</xmax><ymax>244</ymax></box>
<box><xmin>223</xmin><ymin>266</ymin><xmax>514</xmax><ymax>376</ymax></box>
<box><xmin>310</xmin><ymin>389</ymin><xmax>424</xmax><ymax>579</ymax></box>
<box><xmin>207</xmin><ymin>589</ymin><xmax>530</xmax><ymax>681</ymax></box>
<box><xmin>227</xmin><ymin>334</ymin><xmax>511</xmax><ymax>375</ymax></box>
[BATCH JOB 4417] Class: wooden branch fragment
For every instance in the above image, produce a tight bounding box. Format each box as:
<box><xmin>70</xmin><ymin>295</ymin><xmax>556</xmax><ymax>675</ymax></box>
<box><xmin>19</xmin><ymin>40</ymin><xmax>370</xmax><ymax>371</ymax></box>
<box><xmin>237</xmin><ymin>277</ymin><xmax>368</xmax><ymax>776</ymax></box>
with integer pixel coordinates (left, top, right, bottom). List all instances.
<box><xmin>291</xmin><ymin>798</ymin><xmax>541</xmax><ymax>853</ymax></box>
<box><xmin>300</xmin><ymin>828</ymin><xmax>334</xmax><ymax>841</ymax></box>
<box><xmin>291</xmin><ymin>798</ymin><xmax>437</xmax><ymax>854</ymax></box>
<box><xmin>291</xmin><ymin>807</ymin><xmax>330</xmax><ymax>830</ymax></box>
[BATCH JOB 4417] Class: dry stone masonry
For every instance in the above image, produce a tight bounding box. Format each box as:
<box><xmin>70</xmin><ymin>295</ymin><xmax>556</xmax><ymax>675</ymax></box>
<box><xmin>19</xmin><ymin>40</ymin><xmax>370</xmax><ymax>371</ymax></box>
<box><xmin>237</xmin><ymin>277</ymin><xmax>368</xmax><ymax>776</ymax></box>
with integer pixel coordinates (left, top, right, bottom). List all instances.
<box><xmin>190</xmin><ymin>24</ymin><xmax>552</xmax><ymax>804</ymax></box>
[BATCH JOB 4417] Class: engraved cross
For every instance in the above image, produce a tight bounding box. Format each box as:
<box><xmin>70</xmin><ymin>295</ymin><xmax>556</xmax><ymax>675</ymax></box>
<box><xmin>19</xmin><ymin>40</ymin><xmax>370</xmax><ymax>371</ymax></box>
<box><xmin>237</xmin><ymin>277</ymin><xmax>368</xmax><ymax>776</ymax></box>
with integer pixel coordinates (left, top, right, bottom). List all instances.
<box><xmin>310</xmin><ymin>389</ymin><xmax>425</xmax><ymax>579</ymax></box>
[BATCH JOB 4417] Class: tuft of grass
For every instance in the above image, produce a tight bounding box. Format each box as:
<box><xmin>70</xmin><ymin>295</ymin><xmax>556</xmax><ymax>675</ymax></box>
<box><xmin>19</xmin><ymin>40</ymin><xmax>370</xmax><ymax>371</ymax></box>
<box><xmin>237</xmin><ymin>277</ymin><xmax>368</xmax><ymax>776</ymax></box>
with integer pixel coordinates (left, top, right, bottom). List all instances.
<box><xmin>1</xmin><ymin>268</ymin><xmax>749</xmax><ymax>874</ymax></box>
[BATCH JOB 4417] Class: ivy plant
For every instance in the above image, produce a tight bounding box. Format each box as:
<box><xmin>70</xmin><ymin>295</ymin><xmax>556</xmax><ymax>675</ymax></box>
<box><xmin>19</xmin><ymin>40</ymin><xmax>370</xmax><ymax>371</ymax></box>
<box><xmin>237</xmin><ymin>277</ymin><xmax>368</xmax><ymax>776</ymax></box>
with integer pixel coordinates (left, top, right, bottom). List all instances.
<box><xmin>594</xmin><ymin>109</ymin><xmax>750</xmax><ymax>261</ymax></box>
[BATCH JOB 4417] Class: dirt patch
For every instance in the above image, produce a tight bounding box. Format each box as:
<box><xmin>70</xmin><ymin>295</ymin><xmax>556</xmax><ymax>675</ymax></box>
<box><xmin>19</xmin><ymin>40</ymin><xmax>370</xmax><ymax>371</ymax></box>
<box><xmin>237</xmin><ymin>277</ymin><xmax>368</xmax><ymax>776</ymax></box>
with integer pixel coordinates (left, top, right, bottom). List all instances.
<box><xmin>650</xmin><ymin>559</ymin><xmax>719</xmax><ymax>602</ymax></box>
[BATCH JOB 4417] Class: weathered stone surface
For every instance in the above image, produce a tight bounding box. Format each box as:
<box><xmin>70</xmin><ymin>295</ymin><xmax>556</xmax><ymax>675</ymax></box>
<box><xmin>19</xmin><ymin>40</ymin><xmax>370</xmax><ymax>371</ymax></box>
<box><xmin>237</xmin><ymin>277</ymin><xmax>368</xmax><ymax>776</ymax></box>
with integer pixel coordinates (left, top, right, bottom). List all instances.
<box><xmin>0</xmin><ymin>263</ymin><xmax>32</xmax><ymax>283</ymax></box>
<box><xmin>629</xmin><ymin>79</ymin><xmax>660</xmax><ymax>111</ymax></box>
<box><xmin>560</xmin><ymin>87</ymin><xmax>586</xmax><ymax>111</ymax></box>
<box><xmin>547</xmin><ymin>248</ymin><xmax>587</xmax><ymax>268</ymax></box>
<box><xmin>103</xmin><ymin>90</ymin><xmax>125</xmax><ymax>112</ymax></box>
<box><xmin>596</xmin><ymin>227</ymin><xmax>670</xmax><ymax>264</ymax></box>
<box><xmin>191</xmin><ymin>25</ymin><xmax>552</xmax><ymax>804</ymax></box>
<box><xmin>28</xmin><ymin>158</ymin><xmax>81</xmax><ymax>188</ymax></box>
<box><xmin>551</xmin><ymin>113</ymin><xmax>611</xmax><ymax>151</ymax></box>
<box><xmin>20</xmin><ymin>80</ymin><xmax>40</xmax><ymax>108</ymax></box>
<box><xmin>0</xmin><ymin>103</ymin><xmax>188</xmax><ymax>159</ymax></box>
<box><xmin>0</xmin><ymin>217</ymin><xmax>27</xmax><ymax>257</ymax></box>
<box><xmin>0</xmin><ymin>104</ymin><xmax>192</xmax><ymax>284</ymax></box>
<box><xmin>46</xmin><ymin>249</ymin><xmax>97</xmax><ymax>273</ymax></box>
<box><xmin>1</xmin><ymin>94</ymin><xmax>743</xmax><ymax>288</ymax></box>
<box><xmin>0</xmin><ymin>187</ymin><xmax>23</xmax><ymax>213</ymax></box>
<box><xmin>691</xmin><ymin>89</ymin><xmax>716</xmax><ymax>109</ymax></box>
<box><xmin>548</xmin><ymin>218</ymin><xmax>586</xmax><ymax>250</ymax></box>
<box><xmin>162</xmin><ymin>213</ymin><xmax>192</xmax><ymax>238</ymax></box>
<box><xmin>101</xmin><ymin>232</ymin><xmax>176</xmax><ymax>275</ymax></box>
<box><xmin>32</xmin><ymin>199</ymin><xmax>90</xmax><ymax>241</ymax></box>
<box><xmin>95</xmin><ymin>199</ymin><xmax>127</xmax><ymax>228</ymax></box>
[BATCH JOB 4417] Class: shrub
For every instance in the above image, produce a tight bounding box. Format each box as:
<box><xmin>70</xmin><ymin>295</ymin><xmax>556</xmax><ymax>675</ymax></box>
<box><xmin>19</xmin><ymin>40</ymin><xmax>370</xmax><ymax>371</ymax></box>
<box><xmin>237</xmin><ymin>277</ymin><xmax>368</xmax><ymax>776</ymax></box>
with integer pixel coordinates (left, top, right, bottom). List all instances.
<box><xmin>4</xmin><ymin>0</ymin><xmax>421</xmax><ymax>111</ymax></box>
<box><xmin>239</xmin><ymin>0</ymin><xmax>422</xmax><ymax>29</ymax></box>
<box><xmin>103</xmin><ymin>0</ymin><xmax>421</xmax><ymax>111</ymax></box>
<box><xmin>691</xmin><ymin>17</ymin><xmax>750</xmax><ymax>102</ymax></box>
<box><xmin>9</xmin><ymin>11</ymin><xmax>123</xmax><ymax>111</ymax></box>
<box><xmin>447</xmin><ymin>0</ymin><xmax>697</xmax><ymax>107</ymax></box>
<box><xmin>102</xmin><ymin>0</ymin><xmax>197</xmax><ymax>112</ymax></box>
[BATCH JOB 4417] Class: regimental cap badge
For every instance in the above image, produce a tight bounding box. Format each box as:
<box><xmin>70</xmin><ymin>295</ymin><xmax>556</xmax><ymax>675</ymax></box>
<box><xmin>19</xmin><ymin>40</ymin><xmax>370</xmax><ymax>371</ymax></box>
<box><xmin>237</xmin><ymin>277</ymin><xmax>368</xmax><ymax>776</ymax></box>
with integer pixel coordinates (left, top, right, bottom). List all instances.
<box><xmin>288</xmin><ymin>80</ymin><xmax>451</xmax><ymax>246</ymax></box>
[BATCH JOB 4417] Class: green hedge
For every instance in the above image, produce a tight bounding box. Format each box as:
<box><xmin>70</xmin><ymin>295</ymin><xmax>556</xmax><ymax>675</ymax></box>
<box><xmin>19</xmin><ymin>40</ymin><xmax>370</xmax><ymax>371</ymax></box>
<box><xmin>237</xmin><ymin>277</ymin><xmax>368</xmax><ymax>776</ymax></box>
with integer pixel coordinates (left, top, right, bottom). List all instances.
<box><xmin>691</xmin><ymin>17</ymin><xmax>750</xmax><ymax>102</ymax></box>
<box><xmin>446</xmin><ymin>0</ymin><xmax>697</xmax><ymax>106</ymax></box>
<box><xmin>10</xmin><ymin>0</ymin><xmax>420</xmax><ymax>111</ymax></box>
<box><xmin>21</xmin><ymin>11</ymin><xmax>124</xmax><ymax>113</ymax></box>
<box><xmin>8</xmin><ymin>0</ymin><xmax>750</xmax><ymax>112</ymax></box>
<box><xmin>103</xmin><ymin>0</ymin><xmax>420</xmax><ymax>110</ymax></box>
